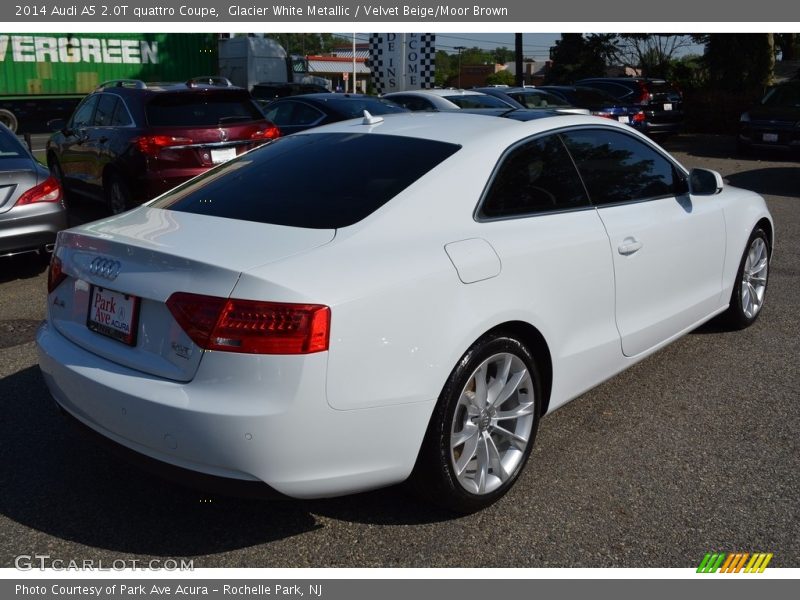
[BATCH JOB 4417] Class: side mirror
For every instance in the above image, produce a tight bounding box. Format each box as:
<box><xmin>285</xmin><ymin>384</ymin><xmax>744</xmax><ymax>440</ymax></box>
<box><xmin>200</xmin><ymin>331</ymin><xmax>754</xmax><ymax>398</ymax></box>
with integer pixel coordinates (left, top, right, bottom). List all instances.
<box><xmin>689</xmin><ymin>168</ymin><xmax>724</xmax><ymax>195</ymax></box>
<box><xmin>47</xmin><ymin>118</ymin><xmax>67</xmax><ymax>133</ymax></box>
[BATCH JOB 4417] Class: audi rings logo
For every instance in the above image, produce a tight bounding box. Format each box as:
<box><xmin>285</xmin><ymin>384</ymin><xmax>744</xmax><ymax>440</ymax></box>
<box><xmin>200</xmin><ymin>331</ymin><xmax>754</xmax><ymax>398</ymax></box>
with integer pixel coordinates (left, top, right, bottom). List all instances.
<box><xmin>89</xmin><ymin>257</ymin><xmax>122</xmax><ymax>280</ymax></box>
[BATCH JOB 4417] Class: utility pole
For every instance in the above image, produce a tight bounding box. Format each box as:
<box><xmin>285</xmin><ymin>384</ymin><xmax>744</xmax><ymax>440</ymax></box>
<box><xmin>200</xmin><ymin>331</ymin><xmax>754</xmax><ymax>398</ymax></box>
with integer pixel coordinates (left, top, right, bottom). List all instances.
<box><xmin>454</xmin><ymin>46</ymin><xmax>466</xmax><ymax>88</ymax></box>
<box><xmin>515</xmin><ymin>34</ymin><xmax>523</xmax><ymax>86</ymax></box>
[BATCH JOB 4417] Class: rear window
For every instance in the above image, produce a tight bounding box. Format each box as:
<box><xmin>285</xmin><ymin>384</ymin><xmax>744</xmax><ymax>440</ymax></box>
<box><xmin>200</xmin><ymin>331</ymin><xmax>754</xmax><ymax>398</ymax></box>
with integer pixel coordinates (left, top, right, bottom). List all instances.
<box><xmin>762</xmin><ymin>83</ymin><xmax>800</xmax><ymax>108</ymax></box>
<box><xmin>444</xmin><ymin>94</ymin><xmax>511</xmax><ymax>109</ymax></box>
<box><xmin>146</xmin><ymin>91</ymin><xmax>263</xmax><ymax>126</ymax></box>
<box><xmin>510</xmin><ymin>91</ymin><xmax>571</xmax><ymax>108</ymax></box>
<box><xmin>558</xmin><ymin>88</ymin><xmax>619</xmax><ymax>107</ymax></box>
<box><xmin>151</xmin><ymin>133</ymin><xmax>461</xmax><ymax>229</ymax></box>
<box><xmin>0</xmin><ymin>131</ymin><xmax>27</xmax><ymax>159</ymax></box>
<box><xmin>319</xmin><ymin>97</ymin><xmax>407</xmax><ymax>118</ymax></box>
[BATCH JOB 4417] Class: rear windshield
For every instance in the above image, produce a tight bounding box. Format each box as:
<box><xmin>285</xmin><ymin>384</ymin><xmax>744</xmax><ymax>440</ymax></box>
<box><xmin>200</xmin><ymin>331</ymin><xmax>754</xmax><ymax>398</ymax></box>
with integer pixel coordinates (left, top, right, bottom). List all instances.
<box><xmin>319</xmin><ymin>97</ymin><xmax>407</xmax><ymax>118</ymax></box>
<box><xmin>146</xmin><ymin>91</ymin><xmax>263</xmax><ymax>126</ymax></box>
<box><xmin>510</xmin><ymin>91</ymin><xmax>571</xmax><ymax>108</ymax></box>
<box><xmin>553</xmin><ymin>88</ymin><xmax>619</xmax><ymax>107</ymax></box>
<box><xmin>762</xmin><ymin>83</ymin><xmax>800</xmax><ymax>108</ymax></box>
<box><xmin>151</xmin><ymin>133</ymin><xmax>461</xmax><ymax>229</ymax></box>
<box><xmin>444</xmin><ymin>94</ymin><xmax>512</xmax><ymax>109</ymax></box>
<box><xmin>0</xmin><ymin>131</ymin><xmax>27</xmax><ymax>159</ymax></box>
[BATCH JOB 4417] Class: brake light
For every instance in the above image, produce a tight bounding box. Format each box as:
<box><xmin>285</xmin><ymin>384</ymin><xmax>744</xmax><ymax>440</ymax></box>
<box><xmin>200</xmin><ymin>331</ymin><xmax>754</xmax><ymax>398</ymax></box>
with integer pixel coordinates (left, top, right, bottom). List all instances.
<box><xmin>166</xmin><ymin>292</ymin><xmax>330</xmax><ymax>354</ymax></box>
<box><xmin>47</xmin><ymin>255</ymin><xmax>67</xmax><ymax>293</ymax></box>
<box><xmin>134</xmin><ymin>135</ymin><xmax>193</xmax><ymax>156</ymax></box>
<box><xmin>632</xmin><ymin>111</ymin><xmax>646</xmax><ymax>123</ymax></box>
<box><xmin>635</xmin><ymin>81</ymin><xmax>651</xmax><ymax>104</ymax></box>
<box><xmin>250</xmin><ymin>125</ymin><xmax>281</xmax><ymax>140</ymax></box>
<box><xmin>16</xmin><ymin>176</ymin><xmax>63</xmax><ymax>206</ymax></box>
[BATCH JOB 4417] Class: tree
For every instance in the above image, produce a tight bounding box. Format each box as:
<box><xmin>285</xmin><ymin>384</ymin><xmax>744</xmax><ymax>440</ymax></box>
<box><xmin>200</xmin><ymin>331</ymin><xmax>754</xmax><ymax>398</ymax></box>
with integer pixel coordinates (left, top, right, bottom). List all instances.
<box><xmin>704</xmin><ymin>34</ymin><xmax>775</xmax><ymax>91</ymax></box>
<box><xmin>545</xmin><ymin>34</ymin><xmax>616</xmax><ymax>84</ymax></box>
<box><xmin>492</xmin><ymin>46</ymin><xmax>514</xmax><ymax>65</ymax></box>
<box><xmin>434</xmin><ymin>50</ymin><xmax>454</xmax><ymax>87</ymax></box>
<box><xmin>263</xmin><ymin>33</ymin><xmax>346</xmax><ymax>56</ymax></box>
<box><xmin>485</xmin><ymin>70</ymin><xmax>516</xmax><ymax>86</ymax></box>
<box><xmin>614</xmin><ymin>35</ymin><xmax>695</xmax><ymax>78</ymax></box>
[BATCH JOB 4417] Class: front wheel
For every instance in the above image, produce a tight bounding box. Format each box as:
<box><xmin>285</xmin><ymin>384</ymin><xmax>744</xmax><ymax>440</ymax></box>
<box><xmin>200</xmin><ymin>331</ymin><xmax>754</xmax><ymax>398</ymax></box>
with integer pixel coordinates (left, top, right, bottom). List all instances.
<box><xmin>105</xmin><ymin>173</ymin><xmax>131</xmax><ymax>215</ymax></box>
<box><xmin>411</xmin><ymin>333</ymin><xmax>542</xmax><ymax>514</ymax></box>
<box><xmin>719</xmin><ymin>226</ymin><xmax>770</xmax><ymax>330</ymax></box>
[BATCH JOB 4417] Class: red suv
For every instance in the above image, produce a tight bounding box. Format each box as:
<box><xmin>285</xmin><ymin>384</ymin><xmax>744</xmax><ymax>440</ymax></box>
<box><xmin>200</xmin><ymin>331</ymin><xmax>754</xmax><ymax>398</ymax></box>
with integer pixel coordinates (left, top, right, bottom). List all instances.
<box><xmin>47</xmin><ymin>78</ymin><xmax>280</xmax><ymax>214</ymax></box>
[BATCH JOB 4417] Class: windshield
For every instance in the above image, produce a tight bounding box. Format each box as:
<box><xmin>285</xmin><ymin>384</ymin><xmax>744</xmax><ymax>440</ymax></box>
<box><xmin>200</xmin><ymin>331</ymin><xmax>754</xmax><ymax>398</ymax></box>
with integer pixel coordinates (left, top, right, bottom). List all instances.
<box><xmin>762</xmin><ymin>84</ymin><xmax>800</xmax><ymax>108</ymax></box>
<box><xmin>0</xmin><ymin>131</ymin><xmax>27</xmax><ymax>159</ymax></box>
<box><xmin>321</xmin><ymin>97</ymin><xmax>407</xmax><ymax>118</ymax></box>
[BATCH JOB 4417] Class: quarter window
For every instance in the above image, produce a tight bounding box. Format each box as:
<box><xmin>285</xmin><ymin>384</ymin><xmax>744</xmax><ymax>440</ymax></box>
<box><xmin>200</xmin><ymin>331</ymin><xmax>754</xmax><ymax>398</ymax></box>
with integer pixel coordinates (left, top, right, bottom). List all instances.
<box><xmin>94</xmin><ymin>94</ymin><xmax>118</xmax><ymax>127</ymax></box>
<box><xmin>480</xmin><ymin>134</ymin><xmax>590</xmax><ymax>219</ymax></box>
<box><xmin>561</xmin><ymin>129</ymin><xmax>680</xmax><ymax>206</ymax></box>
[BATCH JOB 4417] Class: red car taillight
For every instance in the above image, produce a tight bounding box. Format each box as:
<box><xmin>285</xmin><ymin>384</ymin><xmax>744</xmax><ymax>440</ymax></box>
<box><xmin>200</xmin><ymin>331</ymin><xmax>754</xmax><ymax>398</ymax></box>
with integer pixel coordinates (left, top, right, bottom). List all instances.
<box><xmin>250</xmin><ymin>125</ymin><xmax>281</xmax><ymax>141</ymax></box>
<box><xmin>16</xmin><ymin>176</ymin><xmax>62</xmax><ymax>206</ymax></box>
<box><xmin>635</xmin><ymin>81</ymin><xmax>651</xmax><ymax>105</ymax></box>
<box><xmin>47</xmin><ymin>255</ymin><xmax>67</xmax><ymax>293</ymax></box>
<box><xmin>632</xmin><ymin>111</ymin><xmax>646</xmax><ymax>123</ymax></box>
<box><xmin>166</xmin><ymin>292</ymin><xmax>330</xmax><ymax>355</ymax></box>
<box><xmin>134</xmin><ymin>135</ymin><xmax>193</xmax><ymax>156</ymax></box>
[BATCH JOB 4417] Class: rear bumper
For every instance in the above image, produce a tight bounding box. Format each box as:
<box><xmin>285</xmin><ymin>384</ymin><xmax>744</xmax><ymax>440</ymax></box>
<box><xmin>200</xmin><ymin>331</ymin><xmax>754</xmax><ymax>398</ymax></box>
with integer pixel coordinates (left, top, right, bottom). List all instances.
<box><xmin>36</xmin><ymin>320</ymin><xmax>434</xmax><ymax>499</ymax></box>
<box><xmin>0</xmin><ymin>202</ymin><xmax>67</xmax><ymax>256</ymax></box>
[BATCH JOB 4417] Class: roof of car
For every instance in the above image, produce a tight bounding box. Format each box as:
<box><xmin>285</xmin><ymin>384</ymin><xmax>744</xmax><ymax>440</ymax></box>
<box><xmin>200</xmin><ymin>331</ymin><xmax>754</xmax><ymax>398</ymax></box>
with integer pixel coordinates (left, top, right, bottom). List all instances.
<box><xmin>383</xmin><ymin>89</ymin><xmax>486</xmax><ymax>97</ymax></box>
<box><xmin>300</xmin><ymin>110</ymin><xmax>630</xmax><ymax>149</ymax></box>
<box><xmin>578</xmin><ymin>77</ymin><xmax>668</xmax><ymax>84</ymax></box>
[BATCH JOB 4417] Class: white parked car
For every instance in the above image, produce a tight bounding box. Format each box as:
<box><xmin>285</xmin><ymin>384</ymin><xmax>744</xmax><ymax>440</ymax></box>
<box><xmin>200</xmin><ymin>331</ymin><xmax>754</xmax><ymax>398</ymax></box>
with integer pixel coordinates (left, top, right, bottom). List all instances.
<box><xmin>382</xmin><ymin>89</ymin><xmax>515</xmax><ymax>111</ymax></box>
<box><xmin>37</xmin><ymin>112</ymin><xmax>773</xmax><ymax>513</ymax></box>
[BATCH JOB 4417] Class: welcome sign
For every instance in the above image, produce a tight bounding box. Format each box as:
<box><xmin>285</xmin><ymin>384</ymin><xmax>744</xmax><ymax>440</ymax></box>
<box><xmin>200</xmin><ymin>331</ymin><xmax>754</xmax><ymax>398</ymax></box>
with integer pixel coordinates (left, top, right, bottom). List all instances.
<box><xmin>367</xmin><ymin>33</ymin><xmax>435</xmax><ymax>94</ymax></box>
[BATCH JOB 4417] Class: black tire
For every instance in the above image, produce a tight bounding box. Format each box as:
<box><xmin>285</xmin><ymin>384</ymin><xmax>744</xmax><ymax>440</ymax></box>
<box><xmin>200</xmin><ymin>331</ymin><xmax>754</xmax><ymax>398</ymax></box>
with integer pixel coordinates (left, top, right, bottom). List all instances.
<box><xmin>0</xmin><ymin>108</ymin><xmax>18</xmax><ymax>133</ymax></box>
<box><xmin>718</xmin><ymin>226</ymin><xmax>770</xmax><ymax>330</ymax></box>
<box><xmin>48</xmin><ymin>155</ymin><xmax>71</xmax><ymax>208</ymax></box>
<box><xmin>104</xmin><ymin>172</ymin><xmax>131</xmax><ymax>215</ymax></box>
<box><xmin>410</xmin><ymin>333</ymin><xmax>542</xmax><ymax>514</ymax></box>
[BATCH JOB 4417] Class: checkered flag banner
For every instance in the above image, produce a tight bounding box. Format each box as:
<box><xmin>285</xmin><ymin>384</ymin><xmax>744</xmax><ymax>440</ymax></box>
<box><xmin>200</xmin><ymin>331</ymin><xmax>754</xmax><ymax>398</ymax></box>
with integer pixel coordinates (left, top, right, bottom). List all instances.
<box><xmin>368</xmin><ymin>33</ymin><xmax>436</xmax><ymax>94</ymax></box>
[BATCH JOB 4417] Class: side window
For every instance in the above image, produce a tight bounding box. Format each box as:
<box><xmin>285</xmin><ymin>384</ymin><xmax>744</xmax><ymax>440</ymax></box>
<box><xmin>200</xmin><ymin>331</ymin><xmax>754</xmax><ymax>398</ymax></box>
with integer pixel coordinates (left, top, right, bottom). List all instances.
<box><xmin>111</xmin><ymin>98</ymin><xmax>133</xmax><ymax>126</ymax></box>
<box><xmin>388</xmin><ymin>95</ymin><xmax>432</xmax><ymax>111</ymax></box>
<box><xmin>293</xmin><ymin>103</ymin><xmax>325</xmax><ymax>126</ymax></box>
<box><xmin>94</xmin><ymin>94</ymin><xmax>117</xmax><ymax>127</ymax></box>
<box><xmin>69</xmin><ymin>95</ymin><xmax>99</xmax><ymax>128</ymax></box>
<box><xmin>480</xmin><ymin>134</ymin><xmax>591</xmax><ymax>219</ymax></box>
<box><xmin>561</xmin><ymin>129</ymin><xmax>679</xmax><ymax>206</ymax></box>
<box><xmin>263</xmin><ymin>102</ymin><xmax>296</xmax><ymax>126</ymax></box>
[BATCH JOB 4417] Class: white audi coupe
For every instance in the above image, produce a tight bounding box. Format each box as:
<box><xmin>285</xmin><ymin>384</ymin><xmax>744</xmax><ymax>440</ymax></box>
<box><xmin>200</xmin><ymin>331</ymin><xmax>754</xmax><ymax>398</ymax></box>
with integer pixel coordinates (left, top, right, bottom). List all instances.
<box><xmin>37</xmin><ymin>112</ymin><xmax>773</xmax><ymax>513</ymax></box>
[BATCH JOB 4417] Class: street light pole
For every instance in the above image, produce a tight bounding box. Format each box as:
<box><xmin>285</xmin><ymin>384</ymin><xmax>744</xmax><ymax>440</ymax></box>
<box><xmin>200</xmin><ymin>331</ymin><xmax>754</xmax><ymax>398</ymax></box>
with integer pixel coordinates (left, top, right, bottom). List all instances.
<box><xmin>454</xmin><ymin>46</ymin><xmax>466</xmax><ymax>88</ymax></box>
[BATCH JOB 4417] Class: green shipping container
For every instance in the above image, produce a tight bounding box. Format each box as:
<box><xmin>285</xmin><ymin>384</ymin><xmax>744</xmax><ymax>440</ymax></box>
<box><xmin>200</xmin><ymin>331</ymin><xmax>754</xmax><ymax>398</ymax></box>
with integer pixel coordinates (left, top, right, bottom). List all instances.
<box><xmin>0</xmin><ymin>33</ymin><xmax>218</xmax><ymax>98</ymax></box>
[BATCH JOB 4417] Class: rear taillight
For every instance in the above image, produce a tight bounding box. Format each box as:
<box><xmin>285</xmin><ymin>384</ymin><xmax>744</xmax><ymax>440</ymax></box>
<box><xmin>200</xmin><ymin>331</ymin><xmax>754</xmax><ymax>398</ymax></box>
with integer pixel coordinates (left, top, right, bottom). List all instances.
<box><xmin>134</xmin><ymin>135</ymin><xmax>193</xmax><ymax>156</ymax></box>
<box><xmin>250</xmin><ymin>125</ymin><xmax>281</xmax><ymax>141</ymax></box>
<box><xmin>47</xmin><ymin>255</ymin><xmax>67</xmax><ymax>293</ymax></box>
<box><xmin>632</xmin><ymin>111</ymin><xmax>646</xmax><ymax>123</ymax></box>
<box><xmin>166</xmin><ymin>292</ymin><xmax>330</xmax><ymax>355</ymax></box>
<box><xmin>635</xmin><ymin>82</ymin><xmax>651</xmax><ymax>104</ymax></box>
<box><xmin>16</xmin><ymin>176</ymin><xmax>63</xmax><ymax>206</ymax></box>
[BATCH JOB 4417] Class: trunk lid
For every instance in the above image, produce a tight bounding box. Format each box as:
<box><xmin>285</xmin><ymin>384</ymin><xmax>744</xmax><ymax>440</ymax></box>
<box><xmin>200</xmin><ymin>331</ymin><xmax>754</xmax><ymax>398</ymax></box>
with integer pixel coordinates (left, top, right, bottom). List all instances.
<box><xmin>48</xmin><ymin>207</ymin><xmax>335</xmax><ymax>382</ymax></box>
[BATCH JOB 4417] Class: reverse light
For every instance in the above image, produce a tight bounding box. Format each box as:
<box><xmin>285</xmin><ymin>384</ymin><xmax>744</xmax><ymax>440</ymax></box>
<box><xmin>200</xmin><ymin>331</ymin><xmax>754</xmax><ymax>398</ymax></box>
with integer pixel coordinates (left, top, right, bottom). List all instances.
<box><xmin>47</xmin><ymin>255</ymin><xmax>67</xmax><ymax>293</ymax></box>
<box><xmin>134</xmin><ymin>135</ymin><xmax>193</xmax><ymax>156</ymax></box>
<box><xmin>166</xmin><ymin>292</ymin><xmax>330</xmax><ymax>355</ymax></box>
<box><xmin>16</xmin><ymin>176</ymin><xmax>63</xmax><ymax>206</ymax></box>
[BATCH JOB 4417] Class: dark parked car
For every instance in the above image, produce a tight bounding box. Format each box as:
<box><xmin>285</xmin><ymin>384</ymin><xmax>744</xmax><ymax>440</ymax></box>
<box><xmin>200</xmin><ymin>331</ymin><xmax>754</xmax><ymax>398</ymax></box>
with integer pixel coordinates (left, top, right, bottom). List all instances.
<box><xmin>0</xmin><ymin>123</ymin><xmax>67</xmax><ymax>259</ymax></box>
<box><xmin>260</xmin><ymin>93</ymin><xmax>408</xmax><ymax>135</ymax></box>
<box><xmin>536</xmin><ymin>86</ymin><xmax>648</xmax><ymax>131</ymax></box>
<box><xmin>474</xmin><ymin>87</ymin><xmax>590</xmax><ymax>115</ymax></box>
<box><xmin>46</xmin><ymin>79</ymin><xmax>280</xmax><ymax>214</ymax></box>
<box><xmin>251</xmin><ymin>82</ymin><xmax>330</xmax><ymax>103</ymax></box>
<box><xmin>575</xmin><ymin>77</ymin><xmax>683</xmax><ymax>135</ymax></box>
<box><xmin>738</xmin><ymin>80</ymin><xmax>800</xmax><ymax>153</ymax></box>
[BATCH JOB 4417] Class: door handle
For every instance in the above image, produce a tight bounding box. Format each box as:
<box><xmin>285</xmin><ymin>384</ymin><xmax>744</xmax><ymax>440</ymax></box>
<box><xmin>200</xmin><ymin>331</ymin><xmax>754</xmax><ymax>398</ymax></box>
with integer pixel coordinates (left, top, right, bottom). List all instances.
<box><xmin>618</xmin><ymin>237</ymin><xmax>643</xmax><ymax>255</ymax></box>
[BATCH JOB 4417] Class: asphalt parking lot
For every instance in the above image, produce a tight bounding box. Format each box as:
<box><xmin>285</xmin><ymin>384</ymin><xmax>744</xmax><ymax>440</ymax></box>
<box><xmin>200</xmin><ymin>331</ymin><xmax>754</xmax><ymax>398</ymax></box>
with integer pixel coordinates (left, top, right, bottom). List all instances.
<box><xmin>0</xmin><ymin>134</ymin><xmax>797</xmax><ymax>568</ymax></box>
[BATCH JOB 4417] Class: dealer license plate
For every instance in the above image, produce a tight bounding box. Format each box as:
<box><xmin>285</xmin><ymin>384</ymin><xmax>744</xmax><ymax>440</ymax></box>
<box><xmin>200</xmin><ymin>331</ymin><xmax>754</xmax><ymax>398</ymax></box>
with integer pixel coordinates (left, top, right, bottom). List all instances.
<box><xmin>211</xmin><ymin>147</ymin><xmax>237</xmax><ymax>164</ymax></box>
<box><xmin>663</xmin><ymin>103</ymin><xmax>673</xmax><ymax>111</ymax></box>
<box><xmin>86</xmin><ymin>286</ymin><xmax>139</xmax><ymax>346</ymax></box>
<box><xmin>617</xmin><ymin>116</ymin><xmax>630</xmax><ymax>123</ymax></box>
<box><xmin>762</xmin><ymin>133</ymin><xmax>779</xmax><ymax>143</ymax></box>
